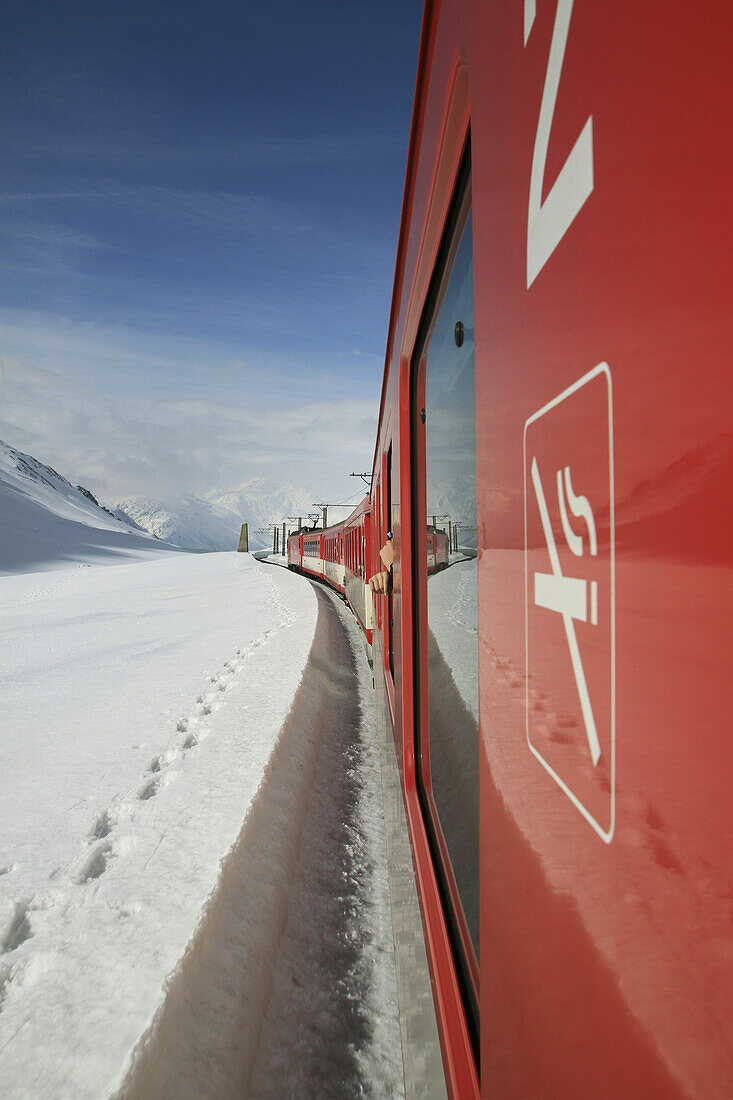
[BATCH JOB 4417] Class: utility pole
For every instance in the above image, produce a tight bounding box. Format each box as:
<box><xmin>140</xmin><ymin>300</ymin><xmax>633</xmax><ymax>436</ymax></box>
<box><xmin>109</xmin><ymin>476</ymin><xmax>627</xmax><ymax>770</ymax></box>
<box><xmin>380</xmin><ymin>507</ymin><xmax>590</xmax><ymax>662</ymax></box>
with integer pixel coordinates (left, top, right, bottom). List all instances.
<box><xmin>313</xmin><ymin>503</ymin><xmax>328</xmax><ymax>529</ymax></box>
<box><xmin>350</xmin><ymin>472</ymin><xmax>372</xmax><ymax>488</ymax></box>
<box><xmin>429</xmin><ymin>512</ymin><xmax>450</xmax><ymax>533</ymax></box>
<box><xmin>314</xmin><ymin>501</ymin><xmax>366</xmax><ymax>528</ymax></box>
<box><xmin>267</xmin><ymin>523</ymin><xmax>282</xmax><ymax>554</ymax></box>
<box><xmin>282</xmin><ymin>521</ymin><xmax>286</xmax><ymax>553</ymax></box>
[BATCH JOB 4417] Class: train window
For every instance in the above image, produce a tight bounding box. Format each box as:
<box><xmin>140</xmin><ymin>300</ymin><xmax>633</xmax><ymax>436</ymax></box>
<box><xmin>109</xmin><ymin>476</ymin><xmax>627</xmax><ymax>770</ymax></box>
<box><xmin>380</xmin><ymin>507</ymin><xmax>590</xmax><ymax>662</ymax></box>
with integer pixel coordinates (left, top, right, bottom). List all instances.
<box><xmin>412</xmin><ymin>149</ymin><xmax>479</xmax><ymax>1007</ymax></box>
<box><xmin>386</xmin><ymin>444</ymin><xmax>394</xmax><ymax>680</ymax></box>
<box><xmin>374</xmin><ymin>481</ymin><xmax>381</xmax><ymax>630</ymax></box>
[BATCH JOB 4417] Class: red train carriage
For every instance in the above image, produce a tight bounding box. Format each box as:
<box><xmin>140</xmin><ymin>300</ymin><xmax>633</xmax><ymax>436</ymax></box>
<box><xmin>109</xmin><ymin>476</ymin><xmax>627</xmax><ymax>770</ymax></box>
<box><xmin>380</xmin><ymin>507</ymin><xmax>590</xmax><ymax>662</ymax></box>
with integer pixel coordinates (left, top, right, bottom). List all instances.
<box><xmin>368</xmin><ymin>2</ymin><xmax>733</xmax><ymax>1098</ymax></box>
<box><xmin>427</xmin><ymin>525</ymin><xmax>450</xmax><ymax>572</ymax></box>
<box><xmin>434</xmin><ymin>528</ymin><xmax>449</xmax><ymax>570</ymax></box>
<box><xmin>286</xmin><ymin>530</ymin><xmax>303</xmax><ymax>570</ymax></box>
<box><xmin>301</xmin><ymin>530</ymin><xmax>323</xmax><ymax>581</ymax></box>
<box><xmin>322</xmin><ymin>525</ymin><xmax>345</xmax><ymax>594</ymax></box>
<box><xmin>343</xmin><ymin>497</ymin><xmax>374</xmax><ymax>642</ymax></box>
<box><xmin>288</xmin><ymin>522</ymin><xmax>347</xmax><ymax>595</ymax></box>
<box><xmin>285</xmin><ymin>504</ymin><xmax>375</xmax><ymax>641</ymax></box>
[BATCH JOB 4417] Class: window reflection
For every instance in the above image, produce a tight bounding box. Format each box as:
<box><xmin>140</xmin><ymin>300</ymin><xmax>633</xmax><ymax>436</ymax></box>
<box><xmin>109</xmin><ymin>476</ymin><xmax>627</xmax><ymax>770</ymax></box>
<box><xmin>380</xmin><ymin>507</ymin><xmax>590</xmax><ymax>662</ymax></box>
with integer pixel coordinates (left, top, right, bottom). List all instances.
<box><xmin>423</xmin><ymin>209</ymin><xmax>478</xmax><ymax>962</ymax></box>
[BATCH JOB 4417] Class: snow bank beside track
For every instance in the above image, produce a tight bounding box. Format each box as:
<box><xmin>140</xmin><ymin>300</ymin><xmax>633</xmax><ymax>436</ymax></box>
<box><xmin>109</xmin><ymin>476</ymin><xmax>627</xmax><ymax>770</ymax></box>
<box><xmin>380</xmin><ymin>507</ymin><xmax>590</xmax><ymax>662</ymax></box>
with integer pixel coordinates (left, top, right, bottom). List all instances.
<box><xmin>0</xmin><ymin>554</ymin><xmax>317</xmax><ymax>1098</ymax></box>
<box><xmin>116</xmin><ymin>584</ymin><xmax>403</xmax><ymax>1099</ymax></box>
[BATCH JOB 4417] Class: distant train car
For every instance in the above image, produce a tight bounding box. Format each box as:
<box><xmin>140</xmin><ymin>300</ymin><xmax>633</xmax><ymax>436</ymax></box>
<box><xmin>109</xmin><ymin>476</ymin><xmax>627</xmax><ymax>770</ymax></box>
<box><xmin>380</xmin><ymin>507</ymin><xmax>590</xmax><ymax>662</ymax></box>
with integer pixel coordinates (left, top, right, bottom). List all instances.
<box><xmin>427</xmin><ymin>525</ymin><xmax>450</xmax><ymax>572</ymax></box>
<box><xmin>286</xmin><ymin>531</ymin><xmax>302</xmax><ymax>570</ymax></box>
<box><xmin>343</xmin><ymin>497</ymin><xmax>373</xmax><ymax>642</ymax></box>
<box><xmin>321</xmin><ymin>524</ymin><xmax>345</xmax><ymax>595</ymax></box>
<box><xmin>285</xmin><ymin>504</ymin><xmax>373</xmax><ymax>639</ymax></box>
<box><xmin>434</xmin><ymin>529</ymin><xmax>449</xmax><ymax>570</ymax></box>
<box><xmin>367</xmin><ymin>1</ymin><xmax>733</xmax><ymax>1098</ymax></box>
<box><xmin>300</xmin><ymin>529</ymin><xmax>323</xmax><ymax>582</ymax></box>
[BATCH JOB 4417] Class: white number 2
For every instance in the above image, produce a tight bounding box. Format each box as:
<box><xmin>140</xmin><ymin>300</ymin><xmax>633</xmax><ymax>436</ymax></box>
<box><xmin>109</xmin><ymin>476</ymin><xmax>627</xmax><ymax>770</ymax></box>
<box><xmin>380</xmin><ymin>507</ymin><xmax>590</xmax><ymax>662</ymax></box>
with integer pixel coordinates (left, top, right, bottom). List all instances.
<box><xmin>525</xmin><ymin>0</ymin><xmax>594</xmax><ymax>288</ymax></box>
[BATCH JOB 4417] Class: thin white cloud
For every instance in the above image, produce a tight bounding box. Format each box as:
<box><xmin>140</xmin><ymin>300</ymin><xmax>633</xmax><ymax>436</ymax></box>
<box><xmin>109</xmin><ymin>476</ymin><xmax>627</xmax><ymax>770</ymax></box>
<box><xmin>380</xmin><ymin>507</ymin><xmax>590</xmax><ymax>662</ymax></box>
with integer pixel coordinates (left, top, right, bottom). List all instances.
<box><xmin>1</xmin><ymin>354</ymin><xmax>377</xmax><ymax>507</ymax></box>
<box><xmin>9</xmin><ymin>131</ymin><xmax>405</xmax><ymax>170</ymax></box>
<box><xmin>0</xmin><ymin>221</ymin><xmax>110</xmax><ymax>250</ymax></box>
<box><xmin>1</xmin><ymin>179</ymin><xmax>396</xmax><ymax>267</ymax></box>
<box><xmin>0</xmin><ymin>309</ymin><xmax>383</xmax><ymax>403</ymax></box>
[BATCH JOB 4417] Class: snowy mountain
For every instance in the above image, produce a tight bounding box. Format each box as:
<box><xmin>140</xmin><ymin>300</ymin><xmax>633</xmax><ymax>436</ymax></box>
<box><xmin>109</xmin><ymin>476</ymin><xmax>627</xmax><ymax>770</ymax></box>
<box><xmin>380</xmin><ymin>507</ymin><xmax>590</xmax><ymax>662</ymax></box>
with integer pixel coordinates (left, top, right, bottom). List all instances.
<box><xmin>0</xmin><ymin>433</ymin><xmax>319</xmax><ymax>569</ymax></box>
<box><xmin>116</xmin><ymin>479</ymin><xmax>318</xmax><ymax>552</ymax></box>
<box><xmin>0</xmin><ymin>438</ymin><xmax>188</xmax><ymax>575</ymax></box>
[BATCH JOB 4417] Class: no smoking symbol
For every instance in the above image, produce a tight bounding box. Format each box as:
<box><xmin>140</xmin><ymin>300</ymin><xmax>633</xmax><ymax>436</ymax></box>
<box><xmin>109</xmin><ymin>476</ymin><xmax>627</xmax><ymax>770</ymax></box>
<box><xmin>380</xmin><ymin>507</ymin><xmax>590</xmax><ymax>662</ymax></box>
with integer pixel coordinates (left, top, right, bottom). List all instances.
<box><xmin>523</xmin><ymin>364</ymin><xmax>616</xmax><ymax>842</ymax></box>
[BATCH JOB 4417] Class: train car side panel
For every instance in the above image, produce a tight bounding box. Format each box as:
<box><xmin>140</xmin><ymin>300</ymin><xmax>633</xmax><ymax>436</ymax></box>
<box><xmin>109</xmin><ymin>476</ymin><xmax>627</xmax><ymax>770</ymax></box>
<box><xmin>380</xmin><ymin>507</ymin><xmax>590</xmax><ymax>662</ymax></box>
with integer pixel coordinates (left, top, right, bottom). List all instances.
<box><xmin>469</xmin><ymin>2</ymin><xmax>732</xmax><ymax>1097</ymax></box>
<box><xmin>373</xmin><ymin>1</ymin><xmax>732</xmax><ymax>1097</ymax></box>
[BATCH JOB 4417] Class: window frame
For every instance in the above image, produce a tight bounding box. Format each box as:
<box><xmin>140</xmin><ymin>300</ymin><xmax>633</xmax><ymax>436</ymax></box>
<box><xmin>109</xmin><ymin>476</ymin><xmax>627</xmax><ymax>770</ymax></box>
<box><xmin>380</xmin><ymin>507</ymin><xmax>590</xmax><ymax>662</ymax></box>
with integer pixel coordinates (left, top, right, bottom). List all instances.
<box><xmin>409</xmin><ymin>141</ymin><xmax>479</xmax><ymax>1046</ymax></box>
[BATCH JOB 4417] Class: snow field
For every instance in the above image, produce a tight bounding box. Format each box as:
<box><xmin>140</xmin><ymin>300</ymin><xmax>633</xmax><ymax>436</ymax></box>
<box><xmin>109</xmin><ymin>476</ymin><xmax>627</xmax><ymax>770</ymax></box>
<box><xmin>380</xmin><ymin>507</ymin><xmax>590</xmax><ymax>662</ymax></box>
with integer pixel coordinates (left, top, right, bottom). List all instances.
<box><xmin>0</xmin><ymin>554</ymin><xmax>318</xmax><ymax>1098</ymax></box>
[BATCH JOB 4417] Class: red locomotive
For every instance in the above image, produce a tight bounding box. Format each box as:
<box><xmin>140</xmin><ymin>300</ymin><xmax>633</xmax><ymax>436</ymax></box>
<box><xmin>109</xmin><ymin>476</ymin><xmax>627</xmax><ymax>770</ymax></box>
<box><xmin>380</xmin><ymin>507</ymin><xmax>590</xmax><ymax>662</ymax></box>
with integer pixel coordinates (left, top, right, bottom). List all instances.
<box><xmin>288</xmin><ymin>2</ymin><xmax>733</xmax><ymax>1096</ymax></box>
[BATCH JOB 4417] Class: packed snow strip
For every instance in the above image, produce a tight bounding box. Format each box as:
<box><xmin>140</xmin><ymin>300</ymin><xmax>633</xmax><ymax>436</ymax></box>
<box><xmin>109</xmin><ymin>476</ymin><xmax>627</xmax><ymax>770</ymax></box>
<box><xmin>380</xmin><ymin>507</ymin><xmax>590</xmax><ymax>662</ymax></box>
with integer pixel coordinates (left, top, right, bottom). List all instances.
<box><xmin>0</xmin><ymin>553</ymin><xmax>317</xmax><ymax>1099</ymax></box>
<box><xmin>247</xmin><ymin>587</ymin><xmax>403</xmax><ymax>1099</ymax></box>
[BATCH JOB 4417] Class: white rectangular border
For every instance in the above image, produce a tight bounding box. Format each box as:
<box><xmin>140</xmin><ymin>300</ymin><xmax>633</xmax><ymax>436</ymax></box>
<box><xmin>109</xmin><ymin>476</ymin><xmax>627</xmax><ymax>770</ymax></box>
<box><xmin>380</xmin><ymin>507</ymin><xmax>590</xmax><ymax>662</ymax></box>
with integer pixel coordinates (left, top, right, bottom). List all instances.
<box><xmin>523</xmin><ymin>362</ymin><xmax>615</xmax><ymax>843</ymax></box>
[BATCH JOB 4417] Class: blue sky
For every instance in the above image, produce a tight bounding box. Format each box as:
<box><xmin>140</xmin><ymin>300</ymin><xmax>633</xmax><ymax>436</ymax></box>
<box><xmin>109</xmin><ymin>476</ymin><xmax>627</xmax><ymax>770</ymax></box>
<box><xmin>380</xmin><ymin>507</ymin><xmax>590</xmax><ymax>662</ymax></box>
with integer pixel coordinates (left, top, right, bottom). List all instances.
<box><xmin>0</xmin><ymin>1</ymin><xmax>421</xmax><ymax>502</ymax></box>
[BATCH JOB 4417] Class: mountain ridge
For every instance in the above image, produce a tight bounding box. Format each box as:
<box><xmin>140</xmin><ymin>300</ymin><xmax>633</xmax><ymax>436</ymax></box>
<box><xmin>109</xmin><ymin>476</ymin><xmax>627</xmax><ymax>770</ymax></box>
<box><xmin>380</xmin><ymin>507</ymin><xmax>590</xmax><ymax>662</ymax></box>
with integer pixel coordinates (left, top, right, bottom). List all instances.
<box><xmin>0</xmin><ymin>437</ymin><xmax>189</xmax><ymax>574</ymax></box>
<box><xmin>114</xmin><ymin>479</ymin><xmax>319</xmax><ymax>552</ymax></box>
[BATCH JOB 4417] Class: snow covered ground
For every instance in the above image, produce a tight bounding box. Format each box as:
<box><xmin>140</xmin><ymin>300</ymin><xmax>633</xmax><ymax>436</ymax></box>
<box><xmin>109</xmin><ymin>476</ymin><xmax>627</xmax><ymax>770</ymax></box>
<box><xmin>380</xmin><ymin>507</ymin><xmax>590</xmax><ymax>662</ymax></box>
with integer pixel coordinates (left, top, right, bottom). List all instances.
<box><xmin>428</xmin><ymin>555</ymin><xmax>478</xmax><ymax>722</ymax></box>
<box><xmin>0</xmin><ymin>441</ymin><xmax>405</xmax><ymax>1096</ymax></box>
<box><xmin>0</xmin><ymin>552</ymin><xmax>402</xmax><ymax>1097</ymax></box>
